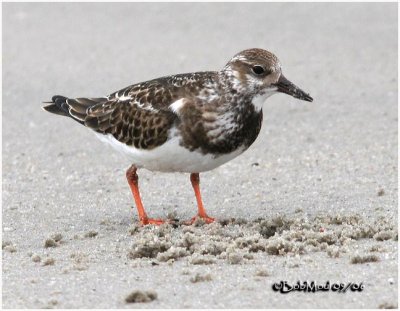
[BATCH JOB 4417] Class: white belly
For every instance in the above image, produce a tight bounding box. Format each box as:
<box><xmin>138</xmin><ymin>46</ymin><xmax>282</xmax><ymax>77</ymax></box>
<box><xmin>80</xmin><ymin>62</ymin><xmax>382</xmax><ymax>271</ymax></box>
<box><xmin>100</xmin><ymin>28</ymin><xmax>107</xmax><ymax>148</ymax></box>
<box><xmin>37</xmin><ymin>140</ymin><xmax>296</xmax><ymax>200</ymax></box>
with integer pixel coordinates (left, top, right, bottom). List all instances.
<box><xmin>95</xmin><ymin>133</ymin><xmax>245</xmax><ymax>173</ymax></box>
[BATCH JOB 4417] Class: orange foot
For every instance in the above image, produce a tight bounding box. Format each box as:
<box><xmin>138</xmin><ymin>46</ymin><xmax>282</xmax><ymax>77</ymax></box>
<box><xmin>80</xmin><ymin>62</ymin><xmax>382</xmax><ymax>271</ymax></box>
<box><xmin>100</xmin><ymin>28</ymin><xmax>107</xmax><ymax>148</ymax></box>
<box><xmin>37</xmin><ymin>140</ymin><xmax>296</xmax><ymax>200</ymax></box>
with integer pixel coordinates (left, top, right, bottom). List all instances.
<box><xmin>184</xmin><ymin>215</ymin><xmax>215</xmax><ymax>225</ymax></box>
<box><xmin>140</xmin><ymin>218</ymin><xmax>167</xmax><ymax>226</ymax></box>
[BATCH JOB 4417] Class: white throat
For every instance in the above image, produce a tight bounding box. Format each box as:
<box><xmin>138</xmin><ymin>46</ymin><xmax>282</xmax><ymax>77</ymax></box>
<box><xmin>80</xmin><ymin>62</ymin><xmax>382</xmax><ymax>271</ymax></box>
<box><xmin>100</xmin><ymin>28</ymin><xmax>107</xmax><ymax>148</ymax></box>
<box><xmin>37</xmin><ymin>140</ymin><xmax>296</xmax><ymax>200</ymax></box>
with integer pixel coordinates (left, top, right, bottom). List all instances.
<box><xmin>251</xmin><ymin>88</ymin><xmax>278</xmax><ymax>111</ymax></box>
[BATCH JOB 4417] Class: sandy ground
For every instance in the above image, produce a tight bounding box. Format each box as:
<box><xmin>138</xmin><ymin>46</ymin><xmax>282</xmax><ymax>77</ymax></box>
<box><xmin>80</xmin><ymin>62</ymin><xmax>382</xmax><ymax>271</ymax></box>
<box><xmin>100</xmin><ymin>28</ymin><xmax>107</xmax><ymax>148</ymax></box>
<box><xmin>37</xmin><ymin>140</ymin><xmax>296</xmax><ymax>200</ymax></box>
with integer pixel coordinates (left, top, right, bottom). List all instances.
<box><xmin>2</xmin><ymin>2</ymin><xmax>398</xmax><ymax>309</ymax></box>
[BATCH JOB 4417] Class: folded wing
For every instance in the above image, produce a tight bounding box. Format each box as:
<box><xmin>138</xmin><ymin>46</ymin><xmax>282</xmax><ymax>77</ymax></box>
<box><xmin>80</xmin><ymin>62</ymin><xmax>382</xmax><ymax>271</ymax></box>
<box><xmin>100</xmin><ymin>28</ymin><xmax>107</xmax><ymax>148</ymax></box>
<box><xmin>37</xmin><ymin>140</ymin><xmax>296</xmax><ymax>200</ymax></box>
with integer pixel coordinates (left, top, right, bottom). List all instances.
<box><xmin>43</xmin><ymin>90</ymin><xmax>178</xmax><ymax>150</ymax></box>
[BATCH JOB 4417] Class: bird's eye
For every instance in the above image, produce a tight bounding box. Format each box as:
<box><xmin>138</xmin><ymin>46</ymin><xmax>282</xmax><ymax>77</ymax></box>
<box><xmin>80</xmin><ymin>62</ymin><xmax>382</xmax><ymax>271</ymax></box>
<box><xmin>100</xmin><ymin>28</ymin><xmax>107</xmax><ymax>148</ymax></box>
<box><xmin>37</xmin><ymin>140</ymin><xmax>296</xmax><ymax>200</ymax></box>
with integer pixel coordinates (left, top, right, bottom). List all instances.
<box><xmin>252</xmin><ymin>65</ymin><xmax>266</xmax><ymax>75</ymax></box>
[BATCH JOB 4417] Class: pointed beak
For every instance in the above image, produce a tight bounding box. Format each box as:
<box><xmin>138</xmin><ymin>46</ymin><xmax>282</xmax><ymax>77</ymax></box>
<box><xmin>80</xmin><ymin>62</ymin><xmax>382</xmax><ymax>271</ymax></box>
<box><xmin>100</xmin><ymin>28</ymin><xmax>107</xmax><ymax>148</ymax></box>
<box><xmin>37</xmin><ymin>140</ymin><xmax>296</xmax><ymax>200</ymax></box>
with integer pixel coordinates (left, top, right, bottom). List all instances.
<box><xmin>274</xmin><ymin>74</ymin><xmax>313</xmax><ymax>102</ymax></box>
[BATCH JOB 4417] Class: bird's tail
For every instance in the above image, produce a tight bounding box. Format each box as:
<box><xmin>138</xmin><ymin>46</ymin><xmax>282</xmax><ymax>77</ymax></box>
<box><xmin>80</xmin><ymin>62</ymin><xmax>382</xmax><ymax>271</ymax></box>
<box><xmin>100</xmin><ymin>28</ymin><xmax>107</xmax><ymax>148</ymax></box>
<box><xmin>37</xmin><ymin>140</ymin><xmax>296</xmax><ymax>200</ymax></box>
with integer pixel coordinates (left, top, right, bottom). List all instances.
<box><xmin>42</xmin><ymin>95</ymin><xmax>70</xmax><ymax>117</ymax></box>
<box><xmin>42</xmin><ymin>95</ymin><xmax>108</xmax><ymax>125</ymax></box>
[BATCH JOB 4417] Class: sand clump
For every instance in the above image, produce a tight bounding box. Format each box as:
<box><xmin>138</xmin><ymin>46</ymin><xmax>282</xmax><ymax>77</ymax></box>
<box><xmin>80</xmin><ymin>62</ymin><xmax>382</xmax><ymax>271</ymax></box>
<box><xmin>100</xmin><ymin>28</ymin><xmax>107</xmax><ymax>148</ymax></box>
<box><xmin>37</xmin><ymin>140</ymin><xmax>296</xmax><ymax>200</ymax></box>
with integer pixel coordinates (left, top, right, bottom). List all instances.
<box><xmin>374</xmin><ymin>231</ymin><xmax>393</xmax><ymax>241</ymax></box>
<box><xmin>255</xmin><ymin>269</ymin><xmax>269</xmax><ymax>277</ymax></box>
<box><xmin>44</xmin><ymin>233</ymin><xmax>63</xmax><ymax>248</ymax></box>
<box><xmin>128</xmin><ymin>233</ymin><xmax>172</xmax><ymax>259</ymax></box>
<box><xmin>156</xmin><ymin>246</ymin><xmax>188</xmax><ymax>262</ymax></box>
<box><xmin>2</xmin><ymin>241</ymin><xmax>17</xmax><ymax>253</ymax></box>
<box><xmin>2</xmin><ymin>241</ymin><xmax>12</xmax><ymax>249</ymax></box>
<box><xmin>190</xmin><ymin>273</ymin><xmax>212</xmax><ymax>283</ymax></box>
<box><xmin>51</xmin><ymin>233</ymin><xmax>63</xmax><ymax>242</ymax></box>
<box><xmin>127</xmin><ymin>214</ymin><xmax>396</xmax><ymax>265</ymax></box>
<box><xmin>125</xmin><ymin>290</ymin><xmax>157</xmax><ymax>303</ymax></box>
<box><xmin>227</xmin><ymin>252</ymin><xmax>243</xmax><ymax>265</ymax></box>
<box><xmin>44</xmin><ymin>299</ymin><xmax>58</xmax><ymax>309</ymax></box>
<box><xmin>43</xmin><ymin>257</ymin><xmax>55</xmax><ymax>266</ymax></box>
<box><xmin>327</xmin><ymin>246</ymin><xmax>341</xmax><ymax>258</ymax></box>
<box><xmin>70</xmin><ymin>252</ymin><xmax>90</xmax><ymax>271</ymax></box>
<box><xmin>44</xmin><ymin>239</ymin><xmax>57</xmax><ymax>248</ymax></box>
<box><xmin>378</xmin><ymin>302</ymin><xmax>397</xmax><ymax>309</ymax></box>
<box><xmin>3</xmin><ymin>245</ymin><xmax>17</xmax><ymax>253</ymax></box>
<box><xmin>369</xmin><ymin>245</ymin><xmax>386</xmax><ymax>252</ymax></box>
<box><xmin>258</xmin><ymin>216</ymin><xmax>293</xmax><ymax>238</ymax></box>
<box><xmin>190</xmin><ymin>254</ymin><xmax>217</xmax><ymax>265</ymax></box>
<box><xmin>351</xmin><ymin>254</ymin><xmax>380</xmax><ymax>264</ymax></box>
<box><xmin>84</xmin><ymin>230</ymin><xmax>98</xmax><ymax>238</ymax></box>
<box><xmin>32</xmin><ymin>254</ymin><xmax>41</xmax><ymax>262</ymax></box>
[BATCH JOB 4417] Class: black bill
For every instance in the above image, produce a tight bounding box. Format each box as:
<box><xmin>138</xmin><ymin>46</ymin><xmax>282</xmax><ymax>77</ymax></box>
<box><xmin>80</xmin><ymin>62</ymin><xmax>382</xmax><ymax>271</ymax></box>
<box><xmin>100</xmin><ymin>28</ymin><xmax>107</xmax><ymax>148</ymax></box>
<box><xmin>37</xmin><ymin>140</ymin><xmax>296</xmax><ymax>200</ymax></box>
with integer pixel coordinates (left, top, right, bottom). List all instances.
<box><xmin>274</xmin><ymin>74</ymin><xmax>313</xmax><ymax>102</ymax></box>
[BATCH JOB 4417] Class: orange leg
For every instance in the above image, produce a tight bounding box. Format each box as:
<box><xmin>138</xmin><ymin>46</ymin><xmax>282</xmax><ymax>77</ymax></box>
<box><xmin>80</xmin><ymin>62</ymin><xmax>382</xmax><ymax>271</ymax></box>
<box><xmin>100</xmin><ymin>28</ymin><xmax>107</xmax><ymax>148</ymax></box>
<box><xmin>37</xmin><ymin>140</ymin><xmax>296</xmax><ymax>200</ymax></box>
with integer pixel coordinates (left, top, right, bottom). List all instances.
<box><xmin>126</xmin><ymin>165</ymin><xmax>165</xmax><ymax>225</ymax></box>
<box><xmin>187</xmin><ymin>173</ymin><xmax>215</xmax><ymax>224</ymax></box>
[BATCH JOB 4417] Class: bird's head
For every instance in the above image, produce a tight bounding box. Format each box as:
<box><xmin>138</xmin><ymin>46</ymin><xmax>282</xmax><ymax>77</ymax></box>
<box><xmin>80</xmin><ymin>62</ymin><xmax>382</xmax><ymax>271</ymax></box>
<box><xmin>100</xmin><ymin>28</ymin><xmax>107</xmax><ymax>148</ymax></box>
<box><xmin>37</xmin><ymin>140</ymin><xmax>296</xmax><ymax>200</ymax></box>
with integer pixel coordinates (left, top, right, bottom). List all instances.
<box><xmin>222</xmin><ymin>48</ymin><xmax>313</xmax><ymax>107</ymax></box>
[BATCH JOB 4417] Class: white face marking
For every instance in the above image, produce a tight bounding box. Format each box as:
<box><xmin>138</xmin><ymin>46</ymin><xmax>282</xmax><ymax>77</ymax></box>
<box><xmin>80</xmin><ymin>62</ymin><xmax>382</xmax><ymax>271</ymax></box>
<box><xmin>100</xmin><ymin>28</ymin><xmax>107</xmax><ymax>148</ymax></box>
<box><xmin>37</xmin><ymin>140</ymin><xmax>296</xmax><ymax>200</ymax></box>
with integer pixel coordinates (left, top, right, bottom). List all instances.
<box><xmin>245</xmin><ymin>74</ymin><xmax>264</xmax><ymax>91</ymax></box>
<box><xmin>169</xmin><ymin>98</ymin><xmax>186</xmax><ymax>114</ymax></box>
<box><xmin>251</xmin><ymin>87</ymin><xmax>278</xmax><ymax>111</ymax></box>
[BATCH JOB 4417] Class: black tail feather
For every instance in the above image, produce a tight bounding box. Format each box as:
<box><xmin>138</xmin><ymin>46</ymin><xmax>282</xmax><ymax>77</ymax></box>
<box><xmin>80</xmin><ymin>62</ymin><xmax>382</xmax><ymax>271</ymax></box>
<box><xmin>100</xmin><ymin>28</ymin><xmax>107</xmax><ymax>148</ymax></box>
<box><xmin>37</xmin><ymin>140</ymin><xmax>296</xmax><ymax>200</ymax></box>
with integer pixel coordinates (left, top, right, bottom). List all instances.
<box><xmin>42</xmin><ymin>95</ymin><xmax>70</xmax><ymax>117</ymax></box>
<box><xmin>42</xmin><ymin>95</ymin><xmax>108</xmax><ymax>126</ymax></box>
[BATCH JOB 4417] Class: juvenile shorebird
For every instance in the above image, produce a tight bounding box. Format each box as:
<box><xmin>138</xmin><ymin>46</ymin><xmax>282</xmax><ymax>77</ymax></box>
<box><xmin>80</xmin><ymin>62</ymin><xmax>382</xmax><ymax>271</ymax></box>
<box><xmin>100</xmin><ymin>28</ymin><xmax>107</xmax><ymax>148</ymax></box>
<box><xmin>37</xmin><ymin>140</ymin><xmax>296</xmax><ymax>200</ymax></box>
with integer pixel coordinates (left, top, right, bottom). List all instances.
<box><xmin>43</xmin><ymin>48</ymin><xmax>313</xmax><ymax>225</ymax></box>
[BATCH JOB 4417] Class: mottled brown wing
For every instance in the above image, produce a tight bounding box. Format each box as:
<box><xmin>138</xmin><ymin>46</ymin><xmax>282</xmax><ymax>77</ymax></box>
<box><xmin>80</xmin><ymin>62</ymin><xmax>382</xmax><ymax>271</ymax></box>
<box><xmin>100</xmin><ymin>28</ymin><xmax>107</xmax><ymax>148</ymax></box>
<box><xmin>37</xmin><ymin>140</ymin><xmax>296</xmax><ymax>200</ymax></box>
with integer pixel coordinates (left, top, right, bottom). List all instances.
<box><xmin>76</xmin><ymin>77</ymin><xmax>191</xmax><ymax>149</ymax></box>
<box><xmin>45</xmin><ymin>72</ymin><xmax>217</xmax><ymax>149</ymax></box>
<box><xmin>107</xmin><ymin>72</ymin><xmax>216</xmax><ymax>110</ymax></box>
<box><xmin>83</xmin><ymin>98</ymin><xmax>178</xmax><ymax>150</ymax></box>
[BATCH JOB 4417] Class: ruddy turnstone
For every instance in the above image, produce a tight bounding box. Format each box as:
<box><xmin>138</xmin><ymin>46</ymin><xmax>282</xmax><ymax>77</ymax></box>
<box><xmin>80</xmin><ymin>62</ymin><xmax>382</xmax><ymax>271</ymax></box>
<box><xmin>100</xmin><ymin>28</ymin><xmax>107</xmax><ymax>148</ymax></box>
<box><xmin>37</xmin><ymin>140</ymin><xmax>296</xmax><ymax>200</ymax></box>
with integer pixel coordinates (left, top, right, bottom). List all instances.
<box><xmin>43</xmin><ymin>48</ymin><xmax>313</xmax><ymax>225</ymax></box>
